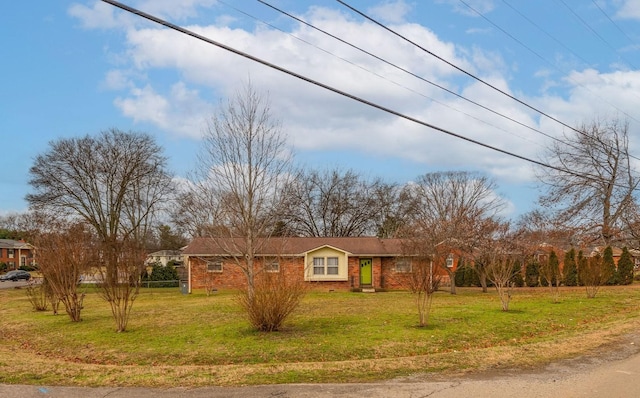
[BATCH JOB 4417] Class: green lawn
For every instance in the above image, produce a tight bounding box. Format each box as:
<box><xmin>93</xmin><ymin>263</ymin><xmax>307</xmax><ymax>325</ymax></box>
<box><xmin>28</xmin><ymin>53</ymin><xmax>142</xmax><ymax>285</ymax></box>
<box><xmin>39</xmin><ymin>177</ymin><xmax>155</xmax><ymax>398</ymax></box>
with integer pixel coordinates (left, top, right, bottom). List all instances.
<box><xmin>1</xmin><ymin>284</ymin><xmax>639</xmax><ymax>386</ymax></box>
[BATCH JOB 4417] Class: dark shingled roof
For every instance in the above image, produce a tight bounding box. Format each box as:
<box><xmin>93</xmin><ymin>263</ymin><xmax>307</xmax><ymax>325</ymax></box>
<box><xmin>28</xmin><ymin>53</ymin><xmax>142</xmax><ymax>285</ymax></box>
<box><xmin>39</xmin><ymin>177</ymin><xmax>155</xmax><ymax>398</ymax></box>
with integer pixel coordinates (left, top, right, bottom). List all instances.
<box><xmin>0</xmin><ymin>239</ymin><xmax>33</xmax><ymax>249</ymax></box>
<box><xmin>182</xmin><ymin>236</ymin><xmax>404</xmax><ymax>257</ymax></box>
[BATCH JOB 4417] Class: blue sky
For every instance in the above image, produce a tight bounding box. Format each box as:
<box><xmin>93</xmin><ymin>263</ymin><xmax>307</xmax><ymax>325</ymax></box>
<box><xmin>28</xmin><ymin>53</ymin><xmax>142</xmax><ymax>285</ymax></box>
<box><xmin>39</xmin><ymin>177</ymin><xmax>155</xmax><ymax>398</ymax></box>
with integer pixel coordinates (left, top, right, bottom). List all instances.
<box><xmin>2</xmin><ymin>0</ymin><xmax>640</xmax><ymax>219</ymax></box>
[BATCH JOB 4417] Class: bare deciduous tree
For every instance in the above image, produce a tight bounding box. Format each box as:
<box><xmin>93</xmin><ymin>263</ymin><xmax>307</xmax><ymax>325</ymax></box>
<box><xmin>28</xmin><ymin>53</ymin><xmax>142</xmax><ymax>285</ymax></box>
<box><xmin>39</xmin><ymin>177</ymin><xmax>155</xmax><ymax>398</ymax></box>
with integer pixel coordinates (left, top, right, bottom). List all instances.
<box><xmin>282</xmin><ymin>168</ymin><xmax>399</xmax><ymax>237</ymax></box>
<box><xmin>27</xmin><ymin>129</ymin><xmax>172</xmax><ymax>332</ymax></box>
<box><xmin>401</xmin><ymin>238</ymin><xmax>442</xmax><ymax>327</ymax></box>
<box><xmin>403</xmin><ymin>171</ymin><xmax>506</xmax><ymax>294</ymax></box>
<box><xmin>190</xmin><ymin>83</ymin><xmax>294</xmax><ymax>301</ymax></box>
<box><xmin>538</xmin><ymin>118</ymin><xmax>639</xmax><ymax>245</ymax></box>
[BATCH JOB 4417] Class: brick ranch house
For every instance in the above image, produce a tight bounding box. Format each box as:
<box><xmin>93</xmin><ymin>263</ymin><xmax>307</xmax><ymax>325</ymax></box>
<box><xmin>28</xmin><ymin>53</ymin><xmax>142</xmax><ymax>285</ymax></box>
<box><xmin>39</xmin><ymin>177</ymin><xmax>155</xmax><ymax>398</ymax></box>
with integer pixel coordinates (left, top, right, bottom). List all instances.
<box><xmin>182</xmin><ymin>236</ymin><xmax>460</xmax><ymax>293</ymax></box>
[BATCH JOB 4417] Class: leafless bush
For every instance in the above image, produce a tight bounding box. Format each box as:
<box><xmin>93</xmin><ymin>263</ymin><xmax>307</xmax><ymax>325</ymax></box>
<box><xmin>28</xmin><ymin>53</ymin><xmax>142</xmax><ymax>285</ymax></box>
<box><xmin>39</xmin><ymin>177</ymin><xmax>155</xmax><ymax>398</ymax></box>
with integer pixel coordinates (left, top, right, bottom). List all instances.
<box><xmin>237</xmin><ymin>269</ymin><xmax>307</xmax><ymax>332</ymax></box>
<box><xmin>25</xmin><ymin>279</ymin><xmax>48</xmax><ymax>312</ymax></box>
<box><xmin>33</xmin><ymin>222</ymin><xmax>94</xmax><ymax>322</ymax></box>
<box><xmin>579</xmin><ymin>253</ymin><xmax>611</xmax><ymax>299</ymax></box>
<box><xmin>485</xmin><ymin>256</ymin><xmax>519</xmax><ymax>311</ymax></box>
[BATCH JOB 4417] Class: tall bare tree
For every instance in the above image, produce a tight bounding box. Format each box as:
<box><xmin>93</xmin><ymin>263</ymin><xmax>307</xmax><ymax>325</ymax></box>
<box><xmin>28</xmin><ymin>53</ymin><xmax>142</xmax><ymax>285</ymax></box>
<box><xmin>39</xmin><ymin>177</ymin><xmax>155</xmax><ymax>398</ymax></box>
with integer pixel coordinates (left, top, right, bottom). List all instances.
<box><xmin>403</xmin><ymin>171</ymin><xmax>506</xmax><ymax>294</ymax></box>
<box><xmin>538</xmin><ymin>118</ymin><xmax>639</xmax><ymax>245</ymax></box>
<box><xmin>190</xmin><ymin>83</ymin><xmax>294</xmax><ymax>300</ymax></box>
<box><xmin>27</xmin><ymin>129</ymin><xmax>172</xmax><ymax>331</ymax></box>
<box><xmin>282</xmin><ymin>168</ymin><xmax>399</xmax><ymax>237</ymax></box>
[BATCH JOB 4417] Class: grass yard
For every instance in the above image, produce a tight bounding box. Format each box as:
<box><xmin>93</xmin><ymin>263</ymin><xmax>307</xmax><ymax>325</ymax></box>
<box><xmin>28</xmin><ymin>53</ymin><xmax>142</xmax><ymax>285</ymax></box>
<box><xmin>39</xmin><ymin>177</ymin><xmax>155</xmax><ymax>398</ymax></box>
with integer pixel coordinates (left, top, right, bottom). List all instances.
<box><xmin>1</xmin><ymin>284</ymin><xmax>640</xmax><ymax>387</ymax></box>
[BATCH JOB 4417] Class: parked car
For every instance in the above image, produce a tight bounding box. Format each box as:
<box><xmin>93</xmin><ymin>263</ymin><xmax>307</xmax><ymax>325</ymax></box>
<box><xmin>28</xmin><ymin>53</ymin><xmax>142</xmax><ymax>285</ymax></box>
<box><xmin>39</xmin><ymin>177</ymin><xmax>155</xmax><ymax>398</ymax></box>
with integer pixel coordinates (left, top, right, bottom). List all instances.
<box><xmin>0</xmin><ymin>270</ymin><xmax>31</xmax><ymax>282</ymax></box>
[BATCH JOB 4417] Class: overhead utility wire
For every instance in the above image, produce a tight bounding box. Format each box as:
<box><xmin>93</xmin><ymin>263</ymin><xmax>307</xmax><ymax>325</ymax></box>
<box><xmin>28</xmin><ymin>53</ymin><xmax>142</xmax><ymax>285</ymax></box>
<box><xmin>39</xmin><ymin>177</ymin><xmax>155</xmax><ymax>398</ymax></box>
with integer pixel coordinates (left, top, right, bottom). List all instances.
<box><xmin>220</xmin><ymin>1</ymin><xmax>540</xmax><ymax>147</ymax></box>
<box><xmin>256</xmin><ymin>0</ymin><xmax>560</xmax><ymax>148</ymax></box>
<box><xmin>557</xmin><ymin>0</ymin><xmax>638</xmax><ymax>71</ymax></box>
<box><xmin>501</xmin><ymin>0</ymin><xmax>592</xmax><ymax>67</ymax></box>
<box><xmin>336</xmin><ymin>0</ymin><xmax>595</xmax><ymax>138</ymax></box>
<box><xmin>462</xmin><ymin>0</ymin><xmax>640</xmax><ymax>146</ymax></box>
<box><xmin>100</xmin><ymin>0</ymin><xmax>605</xmax><ymax>183</ymax></box>
<box><xmin>591</xmin><ymin>0</ymin><xmax>638</xmax><ymax>48</ymax></box>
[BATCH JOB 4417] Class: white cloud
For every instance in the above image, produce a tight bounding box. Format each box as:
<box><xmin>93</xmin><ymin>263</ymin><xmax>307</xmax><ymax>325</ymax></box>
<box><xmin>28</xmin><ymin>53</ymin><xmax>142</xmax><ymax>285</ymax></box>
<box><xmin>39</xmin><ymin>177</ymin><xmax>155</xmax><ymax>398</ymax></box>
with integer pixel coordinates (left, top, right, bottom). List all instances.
<box><xmin>368</xmin><ymin>1</ymin><xmax>412</xmax><ymax>24</ymax></box>
<box><xmin>114</xmin><ymin>82</ymin><xmax>210</xmax><ymax>138</ymax></box>
<box><xmin>436</xmin><ymin>0</ymin><xmax>495</xmax><ymax>16</ymax></box>
<box><xmin>69</xmin><ymin>1</ymin><xmax>640</xmax><ymax>206</ymax></box>
<box><xmin>102</xmin><ymin>69</ymin><xmax>135</xmax><ymax>90</ymax></box>
<box><xmin>137</xmin><ymin>0</ymin><xmax>217</xmax><ymax>21</ymax></box>
<box><xmin>69</xmin><ymin>0</ymin><xmax>217</xmax><ymax>30</ymax></box>
<box><xmin>68</xmin><ymin>1</ymin><xmax>125</xmax><ymax>29</ymax></box>
<box><xmin>74</xmin><ymin>2</ymin><xmax>530</xmax><ymax>182</ymax></box>
<box><xmin>616</xmin><ymin>0</ymin><xmax>640</xmax><ymax>20</ymax></box>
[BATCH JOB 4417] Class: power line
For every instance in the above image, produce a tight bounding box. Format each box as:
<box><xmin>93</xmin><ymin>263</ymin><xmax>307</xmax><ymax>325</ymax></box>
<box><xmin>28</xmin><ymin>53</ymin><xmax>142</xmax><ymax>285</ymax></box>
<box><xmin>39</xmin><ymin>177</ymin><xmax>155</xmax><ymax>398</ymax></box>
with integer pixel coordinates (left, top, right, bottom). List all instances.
<box><xmin>460</xmin><ymin>0</ymin><xmax>640</xmax><ymax>149</ymax></box>
<box><xmin>338</xmin><ymin>0</ymin><xmax>640</xmax><ymax>162</ymax></box>
<box><xmin>98</xmin><ymin>0</ymin><xmax>638</xmax><ymax>192</ymax></box>
<box><xmin>256</xmin><ymin>0</ymin><xmax>558</xmax><ymax>150</ymax></box>
<box><xmin>335</xmin><ymin>0</ymin><xmax>600</xmax><ymax>138</ymax></box>
<box><xmin>219</xmin><ymin>1</ymin><xmax>542</xmax><ymax>148</ymax></box>
<box><xmin>501</xmin><ymin>0</ymin><xmax>592</xmax><ymax>67</ymax></box>
<box><xmin>591</xmin><ymin>0</ymin><xmax>638</xmax><ymax>48</ymax></box>
<box><xmin>98</xmin><ymin>0</ymin><xmax>598</xmax><ymax>178</ymax></box>
<box><xmin>557</xmin><ymin>0</ymin><xmax>638</xmax><ymax>71</ymax></box>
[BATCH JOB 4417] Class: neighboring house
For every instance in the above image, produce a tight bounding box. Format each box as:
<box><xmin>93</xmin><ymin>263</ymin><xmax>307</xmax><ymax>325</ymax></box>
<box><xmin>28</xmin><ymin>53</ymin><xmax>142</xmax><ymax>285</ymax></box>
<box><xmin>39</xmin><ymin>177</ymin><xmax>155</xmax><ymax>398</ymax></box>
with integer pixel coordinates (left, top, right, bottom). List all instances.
<box><xmin>0</xmin><ymin>239</ymin><xmax>35</xmax><ymax>270</ymax></box>
<box><xmin>182</xmin><ymin>236</ymin><xmax>459</xmax><ymax>293</ymax></box>
<box><xmin>589</xmin><ymin>246</ymin><xmax>640</xmax><ymax>268</ymax></box>
<box><xmin>145</xmin><ymin>249</ymin><xmax>184</xmax><ymax>267</ymax></box>
<box><xmin>532</xmin><ymin>244</ymin><xmax>640</xmax><ymax>272</ymax></box>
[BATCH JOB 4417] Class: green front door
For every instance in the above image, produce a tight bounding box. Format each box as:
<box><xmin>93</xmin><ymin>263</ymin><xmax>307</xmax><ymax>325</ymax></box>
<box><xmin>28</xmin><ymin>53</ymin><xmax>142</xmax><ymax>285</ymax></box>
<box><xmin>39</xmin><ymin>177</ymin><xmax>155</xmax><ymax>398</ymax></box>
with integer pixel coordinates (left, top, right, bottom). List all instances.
<box><xmin>360</xmin><ymin>258</ymin><xmax>372</xmax><ymax>286</ymax></box>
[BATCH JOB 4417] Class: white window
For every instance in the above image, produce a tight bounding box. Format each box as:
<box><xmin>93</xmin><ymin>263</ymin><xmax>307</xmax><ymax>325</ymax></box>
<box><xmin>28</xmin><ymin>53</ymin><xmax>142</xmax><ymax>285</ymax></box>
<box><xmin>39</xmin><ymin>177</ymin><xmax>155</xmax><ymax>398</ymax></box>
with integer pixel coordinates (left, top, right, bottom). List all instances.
<box><xmin>207</xmin><ymin>261</ymin><xmax>223</xmax><ymax>273</ymax></box>
<box><xmin>395</xmin><ymin>259</ymin><xmax>412</xmax><ymax>273</ymax></box>
<box><xmin>313</xmin><ymin>257</ymin><xmax>325</xmax><ymax>275</ymax></box>
<box><xmin>446</xmin><ymin>254</ymin><xmax>454</xmax><ymax>268</ymax></box>
<box><xmin>313</xmin><ymin>257</ymin><xmax>340</xmax><ymax>275</ymax></box>
<box><xmin>327</xmin><ymin>257</ymin><xmax>339</xmax><ymax>275</ymax></box>
<box><xmin>8</xmin><ymin>249</ymin><xmax>14</xmax><ymax>259</ymax></box>
<box><xmin>265</xmin><ymin>262</ymin><xmax>280</xmax><ymax>273</ymax></box>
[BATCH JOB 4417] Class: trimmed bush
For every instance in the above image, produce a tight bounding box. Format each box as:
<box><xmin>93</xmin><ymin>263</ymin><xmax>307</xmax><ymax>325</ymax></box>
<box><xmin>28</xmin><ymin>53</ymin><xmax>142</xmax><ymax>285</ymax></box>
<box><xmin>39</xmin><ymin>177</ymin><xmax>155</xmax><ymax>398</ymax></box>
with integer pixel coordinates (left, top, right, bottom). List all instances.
<box><xmin>143</xmin><ymin>263</ymin><xmax>179</xmax><ymax>288</ymax></box>
<box><xmin>525</xmin><ymin>262</ymin><xmax>540</xmax><ymax>287</ymax></box>
<box><xmin>603</xmin><ymin>246</ymin><xmax>617</xmax><ymax>285</ymax></box>
<box><xmin>617</xmin><ymin>247</ymin><xmax>634</xmax><ymax>285</ymax></box>
<box><xmin>563</xmin><ymin>248</ymin><xmax>578</xmax><ymax>286</ymax></box>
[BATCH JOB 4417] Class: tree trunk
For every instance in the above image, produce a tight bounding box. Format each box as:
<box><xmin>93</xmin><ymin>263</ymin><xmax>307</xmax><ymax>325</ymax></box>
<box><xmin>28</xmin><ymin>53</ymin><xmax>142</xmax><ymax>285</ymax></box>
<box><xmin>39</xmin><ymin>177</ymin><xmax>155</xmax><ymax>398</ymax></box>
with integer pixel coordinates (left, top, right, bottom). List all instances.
<box><xmin>446</xmin><ymin>268</ymin><xmax>457</xmax><ymax>294</ymax></box>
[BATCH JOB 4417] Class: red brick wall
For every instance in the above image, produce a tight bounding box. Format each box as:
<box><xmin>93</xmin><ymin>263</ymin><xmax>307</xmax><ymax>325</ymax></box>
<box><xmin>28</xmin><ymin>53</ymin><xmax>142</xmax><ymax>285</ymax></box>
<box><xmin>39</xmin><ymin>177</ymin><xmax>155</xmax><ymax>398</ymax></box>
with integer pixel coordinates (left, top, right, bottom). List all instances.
<box><xmin>380</xmin><ymin>257</ymin><xmax>454</xmax><ymax>290</ymax></box>
<box><xmin>0</xmin><ymin>247</ymin><xmax>34</xmax><ymax>270</ymax></box>
<box><xmin>189</xmin><ymin>255</ymin><xmax>394</xmax><ymax>291</ymax></box>
<box><xmin>190</xmin><ymin>256</ymin><xmax>358</xmax><ymax>291</ymax></box>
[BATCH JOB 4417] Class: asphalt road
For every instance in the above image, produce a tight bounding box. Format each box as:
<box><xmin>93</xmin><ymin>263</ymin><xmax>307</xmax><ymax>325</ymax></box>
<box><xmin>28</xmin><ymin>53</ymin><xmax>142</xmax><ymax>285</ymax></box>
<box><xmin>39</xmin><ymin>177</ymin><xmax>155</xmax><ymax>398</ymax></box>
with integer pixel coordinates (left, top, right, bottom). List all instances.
<box><xmin>0</xmin><ymin>280</ymin><xmax>29</xmax><ymax>289</ymax></box>
<box><xmin>2</xmin><ymin>333</ymin><xmax>640</xmax><ymax>398</ymax></box>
